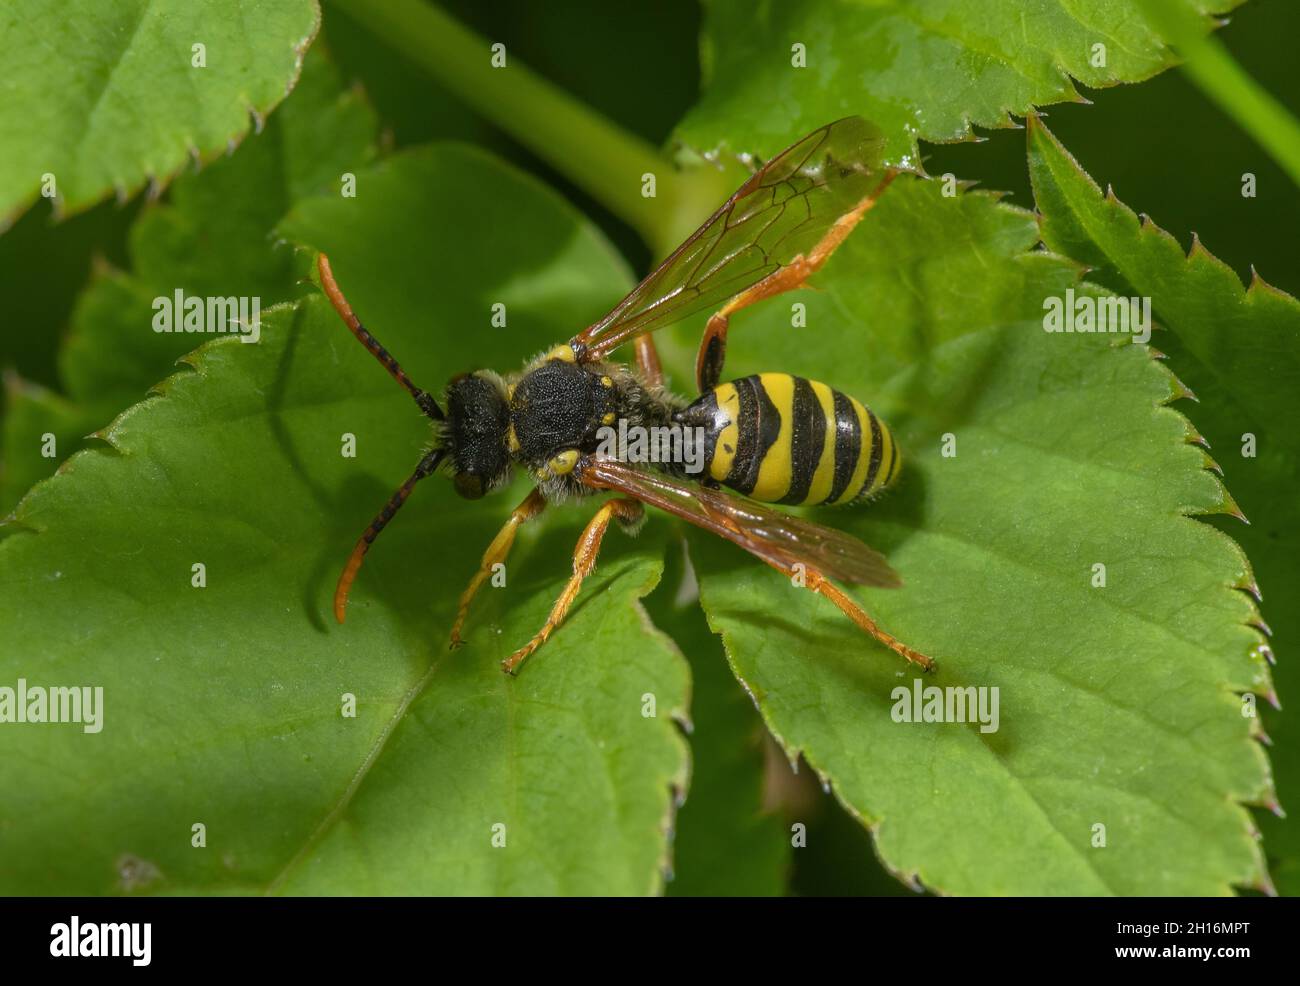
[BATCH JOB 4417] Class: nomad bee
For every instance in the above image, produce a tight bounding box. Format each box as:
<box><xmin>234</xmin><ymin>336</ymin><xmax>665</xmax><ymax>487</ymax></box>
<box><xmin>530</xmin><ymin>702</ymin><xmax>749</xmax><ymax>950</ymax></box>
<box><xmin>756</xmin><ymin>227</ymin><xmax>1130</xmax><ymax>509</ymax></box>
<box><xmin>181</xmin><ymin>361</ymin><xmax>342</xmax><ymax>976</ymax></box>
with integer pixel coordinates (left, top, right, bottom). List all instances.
<box><xmin>320</xmin><ymin>117</ymin><xmax>934</xmax><ymax>674</ymax></box>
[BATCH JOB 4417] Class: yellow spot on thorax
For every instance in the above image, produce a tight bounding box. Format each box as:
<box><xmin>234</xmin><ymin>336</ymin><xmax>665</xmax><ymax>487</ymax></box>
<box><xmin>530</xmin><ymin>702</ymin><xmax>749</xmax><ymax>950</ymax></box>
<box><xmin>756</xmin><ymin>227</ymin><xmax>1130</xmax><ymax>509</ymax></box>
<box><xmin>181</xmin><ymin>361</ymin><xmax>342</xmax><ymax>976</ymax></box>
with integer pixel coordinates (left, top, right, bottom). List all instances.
<box><xmin>548</xmin><ymin>449</ymin><xmax>580</xmax><ymax>475</ymax></box>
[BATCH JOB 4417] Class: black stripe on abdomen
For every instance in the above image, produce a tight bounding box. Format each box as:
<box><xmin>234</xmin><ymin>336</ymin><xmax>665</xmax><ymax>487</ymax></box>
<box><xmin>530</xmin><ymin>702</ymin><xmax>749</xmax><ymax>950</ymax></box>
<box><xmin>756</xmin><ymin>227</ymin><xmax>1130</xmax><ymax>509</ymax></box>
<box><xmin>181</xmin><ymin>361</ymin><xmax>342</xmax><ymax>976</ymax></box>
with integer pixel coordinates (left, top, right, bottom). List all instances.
<box><xmin>827</xmin><ymin>389</ymin><xmax>861</xmax><ymax>502</ymax></box>
<box><xmin>862</xmin><ymin>406</ymin><xmax>884</xmax><ymax>495</ymax></box>
<box><xmin>779</xmin><ymin>377</ymin><xmax>824</xmax><ymax>505</ymax></box>
<box><xmin>727</xmin><ymin>376</ymin><xmax>781</xmax><ymax>496</ymax></box>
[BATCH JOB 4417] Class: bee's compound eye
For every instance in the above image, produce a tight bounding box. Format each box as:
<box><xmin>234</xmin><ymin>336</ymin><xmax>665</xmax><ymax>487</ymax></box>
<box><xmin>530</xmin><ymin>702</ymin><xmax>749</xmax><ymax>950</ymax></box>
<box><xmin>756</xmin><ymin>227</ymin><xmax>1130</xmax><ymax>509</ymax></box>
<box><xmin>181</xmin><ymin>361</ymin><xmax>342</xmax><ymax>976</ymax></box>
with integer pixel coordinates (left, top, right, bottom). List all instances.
<box><xmin>453</xmin><ymin>472</ymin><xmax>486</xmax><ymax>500</ymax></box>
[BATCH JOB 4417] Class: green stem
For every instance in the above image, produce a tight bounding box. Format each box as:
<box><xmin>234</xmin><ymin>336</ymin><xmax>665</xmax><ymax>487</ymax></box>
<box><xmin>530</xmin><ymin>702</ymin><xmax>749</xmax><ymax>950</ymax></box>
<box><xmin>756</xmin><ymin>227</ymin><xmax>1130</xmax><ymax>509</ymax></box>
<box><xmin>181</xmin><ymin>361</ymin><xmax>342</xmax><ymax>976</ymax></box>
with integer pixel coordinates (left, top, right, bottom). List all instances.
<box><xmin>1137</xmin><ymin>0</ymin><xmax>1300</xmax><ymax>189</ymax></box>
<box><xmin>326</xmin><ymin>0</ymin><xmax>729</xmax><ymax>255</ymax></box>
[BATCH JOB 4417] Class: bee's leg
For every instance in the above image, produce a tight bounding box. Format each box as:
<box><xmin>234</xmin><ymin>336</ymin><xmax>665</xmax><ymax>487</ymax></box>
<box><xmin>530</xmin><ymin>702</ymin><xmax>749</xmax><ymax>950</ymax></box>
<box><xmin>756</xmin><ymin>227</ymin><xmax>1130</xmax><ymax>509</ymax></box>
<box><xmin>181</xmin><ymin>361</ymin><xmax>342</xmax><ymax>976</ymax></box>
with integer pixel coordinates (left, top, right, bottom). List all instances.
<box><xmin>448</xmin><ymin>488</ymin><xmax>548</xmax><ymax>649</ymax></box>
<box><xmin>695</xmin><ymin>312</ymin><xmax>730</xmax><ymax>395</ymax></box>
<box><xmin>503</xmin><ymin>497</ymin><xmax>644</xmax><ymax>675</ymax></box>
<box><xmin>695</xmin><ymin>172</ymin><xmax>896</xmax><ymax>394</ymax></box>
<box><xmin>633</xmin><ymin>334</ymin><xmax>664</xmax><ymax>388</ymax></box>
<box><xmin>762</xmin><ymin>558</ymin><xmax>935</xmax><ymax>672</ymax></box>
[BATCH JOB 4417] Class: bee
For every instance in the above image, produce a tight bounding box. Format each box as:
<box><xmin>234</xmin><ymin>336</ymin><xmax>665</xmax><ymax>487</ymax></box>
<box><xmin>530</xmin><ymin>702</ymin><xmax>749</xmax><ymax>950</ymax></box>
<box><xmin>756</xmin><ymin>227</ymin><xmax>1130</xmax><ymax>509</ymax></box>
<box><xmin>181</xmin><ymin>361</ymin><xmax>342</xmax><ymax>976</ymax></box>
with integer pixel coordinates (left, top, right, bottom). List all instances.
<box><xmin>319</xmin><ymin>117</ymin><xmax>934</xmax><ymax>675</ymax></box>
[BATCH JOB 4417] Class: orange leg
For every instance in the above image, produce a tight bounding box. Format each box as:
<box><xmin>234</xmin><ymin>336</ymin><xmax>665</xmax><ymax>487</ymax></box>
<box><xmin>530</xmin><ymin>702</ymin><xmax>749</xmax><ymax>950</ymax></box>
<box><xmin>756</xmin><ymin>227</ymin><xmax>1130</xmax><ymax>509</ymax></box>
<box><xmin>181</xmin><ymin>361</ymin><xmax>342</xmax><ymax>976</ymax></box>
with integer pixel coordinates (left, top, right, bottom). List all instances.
<box><xmin>634</xmin><ymin>333</ymin><xmax>664</xmax><ymax>388</ymax></box>
<box><xmin>503</xmin><ymin>497</ymin><xmax>645</xmax><ymax>675</ymax></box>
<box><xmin>695</xmin><ymin>172</ymin><xmax>897</xmax><ymax>393</ymax></box>
<box><xmin>761</xmin><ymin>557</ymin><xmax>934</xmax><ymax>672</ymax></box>
<box><xmin>449</xmin><ymin>488</ymin><xmax>548</xmax><ymax>649</ymax></box>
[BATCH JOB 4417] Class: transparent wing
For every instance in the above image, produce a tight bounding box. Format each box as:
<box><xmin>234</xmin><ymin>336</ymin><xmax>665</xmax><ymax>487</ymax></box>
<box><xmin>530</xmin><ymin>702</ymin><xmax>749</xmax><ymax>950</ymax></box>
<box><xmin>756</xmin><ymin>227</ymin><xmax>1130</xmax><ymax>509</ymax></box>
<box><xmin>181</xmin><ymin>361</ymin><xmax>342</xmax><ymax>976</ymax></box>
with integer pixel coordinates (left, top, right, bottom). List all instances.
<box><xmin>573</xmin><ymin>117</ymin><xmax>890</xmax><ymax>358</ymax></box>
<box><xmin>581</xmin><ymin>457</ymin><xmax>901</xmax><ymax>588</ymax></box>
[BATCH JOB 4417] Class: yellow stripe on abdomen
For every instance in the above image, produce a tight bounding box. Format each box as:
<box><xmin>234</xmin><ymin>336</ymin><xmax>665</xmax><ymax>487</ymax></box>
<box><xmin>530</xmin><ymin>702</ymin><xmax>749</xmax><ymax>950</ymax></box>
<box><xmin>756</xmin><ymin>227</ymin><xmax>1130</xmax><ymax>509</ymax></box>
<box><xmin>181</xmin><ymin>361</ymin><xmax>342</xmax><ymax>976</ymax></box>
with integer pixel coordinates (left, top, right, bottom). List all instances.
<box><xmin>867</xmin><ymin>418</ymin><xmax>899</xmax><ymax>496</ymax></box>
<box><xmin>708</xmin><ymin>382</ymin><xmax>740</xmax><ymax>483</ymax></box>
<box><xmin>750</xmin><ymin>373</ymin><xmax>797</xmax><ymax>502</ymax></box>
<box><xmin>687</xmin><ymin>374</ymin><xmax>900</xmax><ymax>506</ymax></box>
<box><xmin>832</xmin><ymin>396</ymin><xmax>874</xmax><ymax>504</ymax></box>
<box><xmin>803</xmin><ymin>381</ymin><xmax>839</xmax><ymax>505</ymax></box>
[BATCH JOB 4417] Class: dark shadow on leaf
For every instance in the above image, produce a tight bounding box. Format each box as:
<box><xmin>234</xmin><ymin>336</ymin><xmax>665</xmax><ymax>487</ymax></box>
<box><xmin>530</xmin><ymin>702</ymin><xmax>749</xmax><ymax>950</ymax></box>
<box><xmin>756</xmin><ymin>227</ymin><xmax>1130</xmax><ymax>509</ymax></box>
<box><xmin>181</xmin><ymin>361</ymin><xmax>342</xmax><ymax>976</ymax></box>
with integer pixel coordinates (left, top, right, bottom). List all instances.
<box><xmin>263</xmin><ymin>306</ymin><xmax>379</xmax><ymax>633</ymax></box>
<box><xmin>267</xmin><ymin>304</ymin><xmax>336</xmax><ymax>514</ymax></box>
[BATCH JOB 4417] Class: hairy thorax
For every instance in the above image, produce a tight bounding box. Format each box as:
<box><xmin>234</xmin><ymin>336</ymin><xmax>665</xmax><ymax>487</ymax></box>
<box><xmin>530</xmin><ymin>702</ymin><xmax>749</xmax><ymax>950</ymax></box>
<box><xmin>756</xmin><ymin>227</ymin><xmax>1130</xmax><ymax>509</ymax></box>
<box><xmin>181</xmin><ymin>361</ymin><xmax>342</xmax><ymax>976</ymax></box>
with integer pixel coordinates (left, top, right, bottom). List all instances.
<box><xmin>508</xmin><ymin>351</ymin><xmax>678</xmax><ymax>500</ymax></box>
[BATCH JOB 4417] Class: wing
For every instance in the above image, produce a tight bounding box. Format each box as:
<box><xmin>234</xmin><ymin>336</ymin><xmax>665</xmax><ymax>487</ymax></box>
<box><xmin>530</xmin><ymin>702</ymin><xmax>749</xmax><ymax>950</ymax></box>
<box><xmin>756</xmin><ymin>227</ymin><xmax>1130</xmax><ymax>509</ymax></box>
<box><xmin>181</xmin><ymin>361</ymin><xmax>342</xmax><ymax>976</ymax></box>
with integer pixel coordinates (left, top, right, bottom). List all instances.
<box><xmin>581</xmin><ymin>457</ymin><xmax>901</xmax><ymax>588</ymax></box>
<box><xmin>573</xmin><ymin>117</ymin><xmax>890</xmax><ymax>358</ymax></box>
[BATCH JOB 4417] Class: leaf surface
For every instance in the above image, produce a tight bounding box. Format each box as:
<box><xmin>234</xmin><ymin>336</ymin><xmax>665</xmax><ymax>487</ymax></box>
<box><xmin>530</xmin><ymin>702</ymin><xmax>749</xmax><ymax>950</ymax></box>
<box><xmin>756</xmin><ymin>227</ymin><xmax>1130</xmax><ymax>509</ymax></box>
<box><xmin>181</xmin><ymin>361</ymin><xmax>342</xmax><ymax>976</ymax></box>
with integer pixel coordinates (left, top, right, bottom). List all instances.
<box><xmin>646</xmin><ymin>560</ymin><xmax>789</xmax><ymax>897</ymax></box>
<box><xmin>682</xmin><ymin>176</ymin><xmax>1273</xmax><ymax>895</ymax></box>
<box><xmin>0</xmin><ymin>0</ymin><xmax>321</xmax><ymax>225</ymax></box>
<box><xmin>1028</xmin><ymin>115</ymin><xmax>1296</xmax><ymax>892</ymax></box>
<box><xmin>0</xmin><ymin>147</ymin><xmax>691</xmax><ymax>895</ymax></box>
<box><xmin>0</xmin><ymin>45</ymin><xmax>375</xmax><ymax>514</ymax></box>
<box><xmin>676</xmin><ymin>0</ymin><xmax>1242</xmax><ymax>163</ymax></box>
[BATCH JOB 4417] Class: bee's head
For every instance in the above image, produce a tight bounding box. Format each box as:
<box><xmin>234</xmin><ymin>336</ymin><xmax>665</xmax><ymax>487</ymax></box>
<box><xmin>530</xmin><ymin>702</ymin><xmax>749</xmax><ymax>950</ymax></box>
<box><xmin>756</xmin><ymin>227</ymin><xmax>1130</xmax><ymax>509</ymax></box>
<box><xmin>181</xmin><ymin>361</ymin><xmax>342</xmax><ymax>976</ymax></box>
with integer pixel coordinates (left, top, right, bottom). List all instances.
<box><xmin>442</xmin><ymin>371</ymin><xmax>513</xmax><ymax>500</ymax></box>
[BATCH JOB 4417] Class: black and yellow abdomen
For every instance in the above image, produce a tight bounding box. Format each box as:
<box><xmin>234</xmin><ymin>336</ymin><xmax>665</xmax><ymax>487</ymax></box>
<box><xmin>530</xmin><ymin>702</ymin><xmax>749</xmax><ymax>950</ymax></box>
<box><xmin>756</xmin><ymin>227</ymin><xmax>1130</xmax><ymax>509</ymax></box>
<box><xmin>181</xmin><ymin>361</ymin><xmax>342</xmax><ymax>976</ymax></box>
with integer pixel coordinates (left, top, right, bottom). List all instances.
<box><xmin>676</xmin><ymin>373</ymin><xmax>900</xmax><ymax>505</ymax></box>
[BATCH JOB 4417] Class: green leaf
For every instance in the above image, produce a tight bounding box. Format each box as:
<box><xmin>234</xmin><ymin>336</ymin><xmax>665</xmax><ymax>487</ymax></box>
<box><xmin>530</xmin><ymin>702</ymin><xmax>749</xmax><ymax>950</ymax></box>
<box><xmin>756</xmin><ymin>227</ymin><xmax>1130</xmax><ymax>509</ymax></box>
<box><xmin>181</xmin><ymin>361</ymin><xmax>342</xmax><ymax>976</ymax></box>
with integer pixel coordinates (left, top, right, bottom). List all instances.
<box><xmin>644</xmin><ymin>551</ymin><xmax>789</xmax><ymax>896</ymax></box>
<box><xmin>685</xmin><ymin>176</ymin><xmax>1274</xmax><ymax>895</ymax></box>
<box><xmin>676</xmin><ymin>0</ymin><xmax>1242</xmax><ymax>163</ymax></box>
<box><xmin>788</xmin><ymin>789</ymin><xmax>919</xmax><ymax>896</ymax></box>
<box><xmin>0</xmin><ymin>377</ymin><xmax>92</xmax><ymax>517</ymax></box>
<box><xmin>61</xmin><ymin>45</ymin><xmax>376</xmax><ymax>409</ymax></box>
<box><xmin>282</xmin><ymin>138</ymin><xmax>789</xmax><ymax>895</ymax></box>
<box><xmin>0</xmin><ymin>144</ymin><xmax>694</xmax><ymax>894</ymax></box>
<box><xmin>1027</xmin><ymin>115</ymin><xmax>1296</xmax><ymax>893</ymax></box>
<box><xmin>0</xmin><ymin>45</ymin><xmax>375</xmax><ymax>514</ymax></box>
<box><xmin>0</xmin><ymin>200</ymin><xmax>135</xmax><ymax>388</ymax></box>
<box><xmin>0</xmin><ymin>0</ymin><xmax>321</xmax><ymax>226</ymax></box>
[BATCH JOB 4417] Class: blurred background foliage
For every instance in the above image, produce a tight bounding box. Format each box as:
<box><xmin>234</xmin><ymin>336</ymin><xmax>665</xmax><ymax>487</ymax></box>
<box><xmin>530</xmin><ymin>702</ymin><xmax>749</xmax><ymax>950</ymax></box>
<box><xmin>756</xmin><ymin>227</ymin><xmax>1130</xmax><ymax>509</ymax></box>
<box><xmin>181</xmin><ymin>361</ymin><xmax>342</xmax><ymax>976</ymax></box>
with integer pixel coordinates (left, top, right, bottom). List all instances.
<box><xmin>8</xmin><ymin>0</ymin><xmax>1297</xmax><ymax>383</ymax></box>
<box><xmin>2</xmin><ymin>0</ymin><xmax>1295</xmax><ymax>895</ymax></box>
